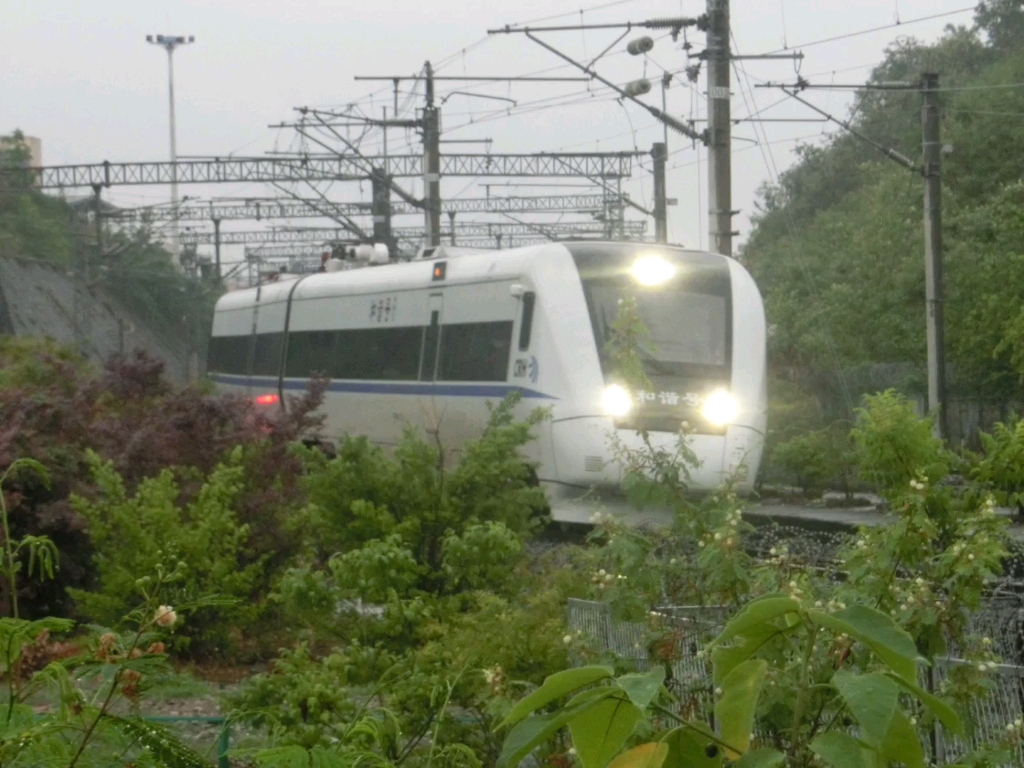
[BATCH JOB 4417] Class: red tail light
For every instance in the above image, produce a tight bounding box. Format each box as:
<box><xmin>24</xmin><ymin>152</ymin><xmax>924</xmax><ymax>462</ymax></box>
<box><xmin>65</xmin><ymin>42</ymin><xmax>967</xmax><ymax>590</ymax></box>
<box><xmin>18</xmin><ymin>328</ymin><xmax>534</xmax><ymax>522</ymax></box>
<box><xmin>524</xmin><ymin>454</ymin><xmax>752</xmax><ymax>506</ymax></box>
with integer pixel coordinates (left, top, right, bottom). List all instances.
<box><xmin>254</xmin><ymin>393</ymin><xmax>280</xmax><ymax>406</ymax></box>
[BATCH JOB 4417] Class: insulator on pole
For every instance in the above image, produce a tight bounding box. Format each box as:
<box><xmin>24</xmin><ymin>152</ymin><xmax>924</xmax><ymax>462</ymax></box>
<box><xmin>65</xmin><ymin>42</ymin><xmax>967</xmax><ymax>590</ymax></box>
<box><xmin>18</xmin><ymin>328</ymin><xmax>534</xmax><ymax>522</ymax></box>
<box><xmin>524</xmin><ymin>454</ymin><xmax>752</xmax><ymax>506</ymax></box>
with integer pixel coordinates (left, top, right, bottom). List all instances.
<box><xmin>627</xmin><ymin>36</ymin><xmax>654</xmax><ymax>55</ymax></box>
<box><xmin>623</xmin><ymin>79</ymin><xmax>652</xmax><ymax>97</ymax></box>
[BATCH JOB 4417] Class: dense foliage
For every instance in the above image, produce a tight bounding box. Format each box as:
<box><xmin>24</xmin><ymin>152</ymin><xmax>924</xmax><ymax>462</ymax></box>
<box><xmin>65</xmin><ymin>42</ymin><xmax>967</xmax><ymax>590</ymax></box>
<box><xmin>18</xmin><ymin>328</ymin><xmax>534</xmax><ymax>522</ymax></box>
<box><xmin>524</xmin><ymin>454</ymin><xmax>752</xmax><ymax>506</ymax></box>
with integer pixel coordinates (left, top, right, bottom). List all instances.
<box><xmin>498</xmin><ymin>391</ymin><xmax>1021</xmax><ymax>768</ymax></box>
<box><xmin>744</xmin><ymin>2</ymin><xmax>1024</xmax><ymax>480</ymax></box>
<box><xmin>0</xmin><ymin>337</ymin><xmax>321</xmax><ymax>646</ymax></box>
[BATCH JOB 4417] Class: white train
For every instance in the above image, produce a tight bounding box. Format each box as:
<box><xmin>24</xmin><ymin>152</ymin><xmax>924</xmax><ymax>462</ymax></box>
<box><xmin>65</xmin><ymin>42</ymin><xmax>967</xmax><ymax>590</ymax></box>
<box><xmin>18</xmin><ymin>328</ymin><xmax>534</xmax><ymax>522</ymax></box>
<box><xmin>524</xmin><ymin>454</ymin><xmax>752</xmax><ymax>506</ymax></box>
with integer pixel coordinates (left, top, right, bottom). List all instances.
<box><xmin>208</xmin><ymin>242</ymin><xmax>767</xmax><ymax>522</ymax></box>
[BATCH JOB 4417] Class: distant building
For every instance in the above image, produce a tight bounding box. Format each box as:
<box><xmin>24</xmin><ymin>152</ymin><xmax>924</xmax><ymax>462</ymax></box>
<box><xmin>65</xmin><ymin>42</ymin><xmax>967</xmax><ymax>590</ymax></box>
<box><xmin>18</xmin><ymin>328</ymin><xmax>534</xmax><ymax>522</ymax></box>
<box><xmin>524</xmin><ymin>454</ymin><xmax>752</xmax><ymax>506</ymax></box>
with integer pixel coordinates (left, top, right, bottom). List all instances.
<box><xmin>0</xmin><ymin>134</ymin><xmax>42</xmax><ymax>167</ymax></box>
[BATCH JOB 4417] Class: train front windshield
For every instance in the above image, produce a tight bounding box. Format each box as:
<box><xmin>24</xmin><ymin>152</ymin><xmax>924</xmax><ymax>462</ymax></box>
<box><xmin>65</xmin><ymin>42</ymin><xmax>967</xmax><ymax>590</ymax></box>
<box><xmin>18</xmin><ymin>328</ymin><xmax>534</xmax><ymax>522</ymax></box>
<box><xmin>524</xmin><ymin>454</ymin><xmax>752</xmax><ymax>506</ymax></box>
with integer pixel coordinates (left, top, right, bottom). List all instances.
<box><xmin>567</xmin><ymin>243</ymin><xmax>733</xmax><ymax>433</ymax></box>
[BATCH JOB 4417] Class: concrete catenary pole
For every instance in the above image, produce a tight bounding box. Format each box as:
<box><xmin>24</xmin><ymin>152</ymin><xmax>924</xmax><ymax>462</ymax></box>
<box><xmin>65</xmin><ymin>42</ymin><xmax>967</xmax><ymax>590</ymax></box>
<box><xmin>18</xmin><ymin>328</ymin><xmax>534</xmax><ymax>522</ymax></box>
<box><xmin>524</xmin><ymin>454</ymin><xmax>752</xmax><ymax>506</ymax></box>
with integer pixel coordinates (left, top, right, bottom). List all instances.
<box><xmin>212</xmin><ymin>217</ymin><xmax>222</xmax><ymax>283</ymax></box>
<box><xmin>147</xmin><ymin>34</ymin><xmax>194</xmax><ymax>266</ymax></box>
<box><xmin>423</xmin><ymin>61</ymin><xmax>442</xmax><ymax>248</ymax></box>
<box><xmin>922</xmin><ymin>72</ymin><xmax>948</xmax><ymax>439</ymax></box>
<box><xmin>371</xmin><ymin>167</ymin><xmax>393</xmax><ymax>253</ymax></box>
<box><xmin>652</xmin><ymin>142</ymin><xmax>668</xmax><ymax>243</ymax></box>
<box><xmin>705</xmin><ymin>0</ymin><xmax>732</xmax><ymax>256</ymax></box>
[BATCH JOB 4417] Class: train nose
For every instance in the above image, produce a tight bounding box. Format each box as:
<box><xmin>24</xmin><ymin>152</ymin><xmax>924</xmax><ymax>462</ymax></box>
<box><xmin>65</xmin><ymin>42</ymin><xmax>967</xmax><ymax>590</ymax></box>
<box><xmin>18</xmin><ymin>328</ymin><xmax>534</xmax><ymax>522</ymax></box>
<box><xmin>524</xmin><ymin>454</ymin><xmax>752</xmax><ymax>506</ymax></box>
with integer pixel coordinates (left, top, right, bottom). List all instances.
<box><xmin>549</xmin><ymin>417</ymin><xmax>731</xmax><ymax>490</ymax></box>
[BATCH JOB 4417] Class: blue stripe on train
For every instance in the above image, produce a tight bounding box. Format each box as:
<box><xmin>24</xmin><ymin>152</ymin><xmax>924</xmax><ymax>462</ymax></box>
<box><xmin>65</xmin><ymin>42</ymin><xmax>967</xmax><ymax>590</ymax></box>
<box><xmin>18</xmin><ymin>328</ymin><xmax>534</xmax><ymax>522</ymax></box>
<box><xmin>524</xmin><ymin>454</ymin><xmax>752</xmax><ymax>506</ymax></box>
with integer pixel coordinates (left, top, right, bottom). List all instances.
<box><xmin>209</xmin><ymin>373</ymin><xmax>557</xmax><ymax>400</ymax></box>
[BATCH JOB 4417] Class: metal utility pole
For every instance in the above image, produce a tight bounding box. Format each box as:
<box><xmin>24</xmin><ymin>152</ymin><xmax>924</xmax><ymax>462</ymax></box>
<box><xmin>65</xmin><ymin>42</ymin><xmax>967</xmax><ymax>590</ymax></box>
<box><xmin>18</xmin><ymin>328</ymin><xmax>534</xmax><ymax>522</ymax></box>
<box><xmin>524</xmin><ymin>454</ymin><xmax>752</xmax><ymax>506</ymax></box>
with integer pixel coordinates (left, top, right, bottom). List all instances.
<box><xmin>146</xmin><ymin>33</ymin><xmax>195</xmax><ymax>266</ymax></box>
<box><xmin>922</xmin><ymin>72</ymin><xmax>947</xmax><ymax>439</ymax></box>
<box><xmin>705</xmin><ymin>0</ymin><xmax>733</xmax><ymax>256</ymax></box>
<box><xmin>423</xmin><ymin>61</ymin><xmax>442</xmax><ymax>248</ymax></box>
<box><xmin>652</xmin><ymin>143</ymin><xmax>668</xmax><ymax>243</ymax></box>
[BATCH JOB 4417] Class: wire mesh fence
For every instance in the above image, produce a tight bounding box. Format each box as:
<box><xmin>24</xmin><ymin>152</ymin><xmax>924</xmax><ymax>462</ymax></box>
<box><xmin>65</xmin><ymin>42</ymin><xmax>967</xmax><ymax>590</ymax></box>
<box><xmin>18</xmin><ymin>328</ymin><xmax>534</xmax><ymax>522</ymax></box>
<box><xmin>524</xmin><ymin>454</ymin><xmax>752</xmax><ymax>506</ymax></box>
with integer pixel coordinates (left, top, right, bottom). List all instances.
<box><xmin>567</xmin><ymin>597</ymin><xmax>1024</xmax><ymax>766</ymax></box>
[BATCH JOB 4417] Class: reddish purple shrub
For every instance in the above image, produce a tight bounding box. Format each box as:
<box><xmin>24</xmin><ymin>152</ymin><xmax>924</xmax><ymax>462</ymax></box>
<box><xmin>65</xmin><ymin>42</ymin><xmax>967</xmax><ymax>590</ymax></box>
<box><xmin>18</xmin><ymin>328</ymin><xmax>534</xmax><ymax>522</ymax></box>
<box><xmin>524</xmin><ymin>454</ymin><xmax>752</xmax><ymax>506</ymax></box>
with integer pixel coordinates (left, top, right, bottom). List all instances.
<box><xmin>0</xmin><ymin>339</ymin><xmax>324</xmax><ymax>623</ymax></box>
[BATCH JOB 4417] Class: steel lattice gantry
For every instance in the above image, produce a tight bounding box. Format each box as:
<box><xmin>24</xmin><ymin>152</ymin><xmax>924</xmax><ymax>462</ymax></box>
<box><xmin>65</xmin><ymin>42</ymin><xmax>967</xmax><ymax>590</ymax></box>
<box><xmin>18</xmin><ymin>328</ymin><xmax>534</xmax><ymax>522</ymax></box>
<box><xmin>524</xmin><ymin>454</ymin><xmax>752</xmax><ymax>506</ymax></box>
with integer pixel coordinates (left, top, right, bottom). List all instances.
<box><xmin>17</xmin><ymin>153</ymin><xmax>638</xmax><ymax>189</ymax></box>
<box><xmin>180</xmin><ymin>220</ymin><xmax>647</xmax><ymax>246</ymax></box>
<box><xmin>108</xmin><ymin>193</ymin><xmax>621</xmax><ymax>222</ymax></box>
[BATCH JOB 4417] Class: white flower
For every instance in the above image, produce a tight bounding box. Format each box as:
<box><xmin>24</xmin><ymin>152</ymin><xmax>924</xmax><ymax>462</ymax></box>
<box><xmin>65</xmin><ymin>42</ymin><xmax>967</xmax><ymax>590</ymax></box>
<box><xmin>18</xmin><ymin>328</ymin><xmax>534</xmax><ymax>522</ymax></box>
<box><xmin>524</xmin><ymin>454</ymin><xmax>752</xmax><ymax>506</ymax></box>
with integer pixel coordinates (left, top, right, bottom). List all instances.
<box><xmin>669</xmin><ymin>558</ymin><xmax>677</xmax><ymax>565</ymax></box>
<box><xmin>154</xmin><ymin>605</ymin><xmax>177</xmax><ymax>628</ymax></box>
<box><xmin>598</xmin><ymin>569</ymin><xmax>606</xmax><ymax>577</ymax></box>
<box><xmin>968</xmin><ymin>554</ymin><xmax>975</xmax><ymax>561</ymax></box>
<box><xmin>568</xmin><ymin>748</ymin><xmax>577</xmax><ymax>757</ymax></box>
<box><xmin>714</xmin><ymin>687</ymin><xmax>722</xmax><ymax>695</ymax></box>
<box><xmin>563</xmin><ymin>635</ymin><xmax>573</xmax><ymax>645</ymax></box>
<box><xmin>698</xmin><ymin>541</ymin><xmax>706</xmax><ymax>548</ymax></box>
<box><xmin>714</xmin><ymin>532</ymin><xmax>722</xmax><ymax>541</ymax></box>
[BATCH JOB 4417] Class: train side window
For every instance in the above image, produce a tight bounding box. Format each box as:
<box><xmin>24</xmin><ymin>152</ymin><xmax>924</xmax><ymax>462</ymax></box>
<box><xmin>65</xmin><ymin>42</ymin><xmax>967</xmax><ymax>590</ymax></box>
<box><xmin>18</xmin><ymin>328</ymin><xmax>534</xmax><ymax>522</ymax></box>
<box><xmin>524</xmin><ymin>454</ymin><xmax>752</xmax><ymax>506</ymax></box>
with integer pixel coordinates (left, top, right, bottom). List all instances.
<box><xmin>207</xmin><ymin>335</ymin><xmax>249</xmax><ymax>375</ymax></box>
<box><xmin>286</xmin><ymin>327</ymin><xmax>421</xmax><ymax>380</ymax></box>
<box><xmin>438</xmin><ymin>321</ymin><xmax>514</xmax><ymax>382</ymax></box>
<box><xmin>518</xmin><ymin>291</ymin><xmax>536</xmax><ymax>351</ymax></box>
<box><xmin>419</xmin><ymin>310</ymin><xmax>441</xmax><ymax>381</ymax></box>
<box><xmin>337</xmin><ymin>326</ymin><xmax>422</xmax><ymax>380</ymax></box>
<box><xmin>251</xmin><ymin>333</ymin><xmax>284</xmax><ymax>376</ymax></box>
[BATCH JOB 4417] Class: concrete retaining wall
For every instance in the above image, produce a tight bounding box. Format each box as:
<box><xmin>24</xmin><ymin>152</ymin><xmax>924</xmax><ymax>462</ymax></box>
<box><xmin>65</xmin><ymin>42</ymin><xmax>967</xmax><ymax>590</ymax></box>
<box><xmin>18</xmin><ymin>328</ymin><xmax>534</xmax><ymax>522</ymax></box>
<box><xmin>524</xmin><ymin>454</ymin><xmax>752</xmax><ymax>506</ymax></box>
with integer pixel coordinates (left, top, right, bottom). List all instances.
<box><xmin>0</xmin><ymin>256</ymin><xmax>194</xmax><ymax>383</ymax></box>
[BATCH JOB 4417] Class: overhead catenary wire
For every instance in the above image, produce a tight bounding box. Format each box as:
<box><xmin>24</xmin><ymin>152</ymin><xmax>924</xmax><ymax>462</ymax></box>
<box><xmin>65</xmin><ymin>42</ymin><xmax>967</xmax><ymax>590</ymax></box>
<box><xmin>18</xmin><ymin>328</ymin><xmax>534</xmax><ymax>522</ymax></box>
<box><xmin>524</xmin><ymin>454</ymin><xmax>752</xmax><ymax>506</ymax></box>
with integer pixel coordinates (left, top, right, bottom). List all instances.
<box><xmin>762</xmin><ymin>5</ymin><xmax>976</xmax><ymax>55</ymax></box>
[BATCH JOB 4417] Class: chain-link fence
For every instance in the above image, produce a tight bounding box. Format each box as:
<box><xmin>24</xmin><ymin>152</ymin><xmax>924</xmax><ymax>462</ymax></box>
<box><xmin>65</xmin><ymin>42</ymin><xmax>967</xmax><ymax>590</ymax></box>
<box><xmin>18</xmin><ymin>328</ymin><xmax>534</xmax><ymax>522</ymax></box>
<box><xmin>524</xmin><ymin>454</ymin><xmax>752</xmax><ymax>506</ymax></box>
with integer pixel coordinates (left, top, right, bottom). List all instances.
<box><xmin>567</xmin><ymin>597</ymin><xmax>1024</xmax><ymax>766</ymax></box>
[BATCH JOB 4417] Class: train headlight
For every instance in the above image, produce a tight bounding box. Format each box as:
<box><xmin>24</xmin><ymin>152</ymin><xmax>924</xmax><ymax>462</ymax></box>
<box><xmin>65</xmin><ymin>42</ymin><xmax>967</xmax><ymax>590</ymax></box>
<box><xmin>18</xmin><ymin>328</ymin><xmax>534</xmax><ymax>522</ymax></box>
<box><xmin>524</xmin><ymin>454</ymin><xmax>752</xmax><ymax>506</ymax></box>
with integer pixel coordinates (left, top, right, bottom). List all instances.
<box><xmin>602</xmin><ymin>384</ymin><xmax>633</xmax><ymax>417</ymax></box>
<box><xmin>701</xmin><ymin>389</ymin><xmax>739</xmax><ymax>426</ymax></box>
<box><xmin>630</xmin><ymin>254</ymin><xmax>676</xmax><ymax>286</ymax></box>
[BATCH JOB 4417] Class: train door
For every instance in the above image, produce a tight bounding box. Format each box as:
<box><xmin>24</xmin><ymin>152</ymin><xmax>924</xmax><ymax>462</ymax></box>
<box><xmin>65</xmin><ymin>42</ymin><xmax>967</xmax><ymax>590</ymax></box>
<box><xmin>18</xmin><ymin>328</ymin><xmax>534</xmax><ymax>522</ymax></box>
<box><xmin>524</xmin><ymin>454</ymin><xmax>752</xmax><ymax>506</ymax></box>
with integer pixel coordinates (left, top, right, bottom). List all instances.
<box><xmin>416</xmin><ymin>292</ymin><xmax>448</xmax><ymax>451</ymax></box>
<box><xmin>419</xmin><ymin>293</ymin><xmax>443</xmax><ymax>382</ymax></box>
<box><xmin>243</xmin><ymin>284</ymin><xmax>263</xmax><ymax>396</ymax></box>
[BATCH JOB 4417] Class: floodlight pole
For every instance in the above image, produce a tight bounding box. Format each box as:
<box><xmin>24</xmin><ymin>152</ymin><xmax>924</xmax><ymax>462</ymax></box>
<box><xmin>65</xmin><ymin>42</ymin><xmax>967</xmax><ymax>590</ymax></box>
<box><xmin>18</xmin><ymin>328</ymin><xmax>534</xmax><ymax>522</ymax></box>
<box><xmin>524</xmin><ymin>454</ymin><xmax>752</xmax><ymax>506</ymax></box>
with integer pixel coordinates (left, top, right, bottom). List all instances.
<box><xmin>147</xmin><ymin>33</ymin><xmax>195</xmax><ymax>266</ymax></box>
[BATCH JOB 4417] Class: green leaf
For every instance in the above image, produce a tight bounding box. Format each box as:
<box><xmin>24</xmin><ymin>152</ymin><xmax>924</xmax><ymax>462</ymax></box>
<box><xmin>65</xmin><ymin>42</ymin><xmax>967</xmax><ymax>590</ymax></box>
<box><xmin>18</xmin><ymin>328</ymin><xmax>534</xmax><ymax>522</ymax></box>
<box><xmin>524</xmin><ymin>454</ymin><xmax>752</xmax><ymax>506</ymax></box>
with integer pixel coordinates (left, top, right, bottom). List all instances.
<box><xmin>714</xmin><ymin>659</ymin><xmax>767</xmax><ymax>758</ymax></box>
<box><xmin>605</xmin><ymin>742</ymin><xmax>668</xmax><ymax>768</ymax></box>
<box><xmin>809</xmin><ymin>732</ymin><xmax>874</xmax><ymax>768</ymax></box>
<box><xmin>661</xmin><ymin>725</ymin><xmax>723</xmax><ymax>768</ymax></box>
<box><xmin>568</xmin><ymin>694</ymin><xmax>643</xmax><ymax>768</ymax></box>
<box><xmin>880</xmin><ymin>709</ymin><xmax>925</xmax><ymax>768</ymax></box>
<box><xmin>107</xmin><ymin>715</ymin><xmax>209</xmax><ymax>768</ymax></box>
<box><xmin>831</xmin><ymin>669</ymin><xmax>899</xmax><ymax>748</ymax></box>
<box><xmin>884</xmin><ymin>673</ymin><xmax>964</xmax><ymax>736</ymax></box>
<box><xmin>733</xmin><ymin>748</ymin><xmax>785</xmax><ymax>768</ymax></box>
<box><xmin>497</xmin><ymin>688</ymin><xmax>613</xmax><ymax>768</ymax></box>
<box><xmin>498</xmin><ymin>665</ymin><xmax>614</xmax><ymax>730</ymax></box>
<box><xmin>809</xmin><ymin>605</ymin><xmax>919</xmax><ymax>682</ymax></box>
<box><xmin>712</xmin><ymin>595</ymin><xmax>801</xmax><ymax>647</ymax></box>
<box><xmin>711</xmin><ymin>621</ymin><xmax>795</xmax><ymax>686</ymax></box>
<box><xmin>616</xmin><ymin>666</ymin><xmax>665</xmax><ymax>709</ymax></box>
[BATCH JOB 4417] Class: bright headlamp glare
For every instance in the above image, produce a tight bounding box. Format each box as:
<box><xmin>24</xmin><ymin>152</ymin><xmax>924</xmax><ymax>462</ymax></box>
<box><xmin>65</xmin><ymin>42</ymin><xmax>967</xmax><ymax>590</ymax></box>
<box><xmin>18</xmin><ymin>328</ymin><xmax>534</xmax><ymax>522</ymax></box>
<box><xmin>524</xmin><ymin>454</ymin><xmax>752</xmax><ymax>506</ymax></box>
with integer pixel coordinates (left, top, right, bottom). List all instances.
<box><xmin>629</xmin><ymin>254</ymin><xmax>676</xmax><ymax>286</ymax></box>
<box><xmin>701</xmin><ymin>389</ymin><xmax>739</xmax><ymax>426</ymax></box>
<box><xmin>601</xmin><ymin>384</ymin><xmax>633</xmax><ymax>417</ymax></box>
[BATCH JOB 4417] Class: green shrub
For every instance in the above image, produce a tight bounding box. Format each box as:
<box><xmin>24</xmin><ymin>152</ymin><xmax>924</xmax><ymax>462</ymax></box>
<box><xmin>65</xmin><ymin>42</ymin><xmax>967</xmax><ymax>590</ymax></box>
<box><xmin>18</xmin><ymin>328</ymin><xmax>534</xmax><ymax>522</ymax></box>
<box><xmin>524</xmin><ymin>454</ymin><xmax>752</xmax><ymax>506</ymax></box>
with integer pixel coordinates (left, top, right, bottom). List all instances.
<box><xmin>441</xmin><ymin>522</ymin><xmax>523</xmax><ymax>593</ymax></box>
<box><xmin>852</xmin><ymin>389</ymin><xmax>948</xmax><ymax>494</ymax></box>
<box><xmin>969</xmin><ymin>417</ymin><xmax>1024</xmax><ymax>515</ymax></box>
<box><xmin>770</xmin><ymin>423</ymin><xmax>859</xmax><ymax>497</ymax></box>
<box><xmin>69</xmin><ymin>450</ymin><xmax>264</xmax><ymax>655</ymax></box>
<box><xmin>299</xmin><ymin>393</ymin><xmax>548</xmax><ymax>597</ymax></box>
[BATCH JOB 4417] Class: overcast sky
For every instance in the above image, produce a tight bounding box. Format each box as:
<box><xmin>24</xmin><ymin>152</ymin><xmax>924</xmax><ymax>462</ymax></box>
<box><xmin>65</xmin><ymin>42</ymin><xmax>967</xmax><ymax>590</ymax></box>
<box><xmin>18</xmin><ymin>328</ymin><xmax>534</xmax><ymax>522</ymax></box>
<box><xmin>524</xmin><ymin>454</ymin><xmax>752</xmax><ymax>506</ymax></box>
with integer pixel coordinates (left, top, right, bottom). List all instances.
<box><xmin>2</xmin><ymin>0</ymin><xmax>977</xmax><ymax>264</ymax></box>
